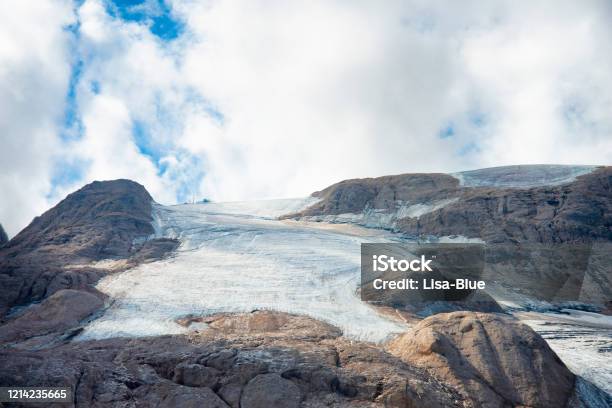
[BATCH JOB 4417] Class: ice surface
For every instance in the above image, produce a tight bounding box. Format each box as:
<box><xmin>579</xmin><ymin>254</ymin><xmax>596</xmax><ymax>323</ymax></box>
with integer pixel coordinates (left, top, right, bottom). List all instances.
<box><xmin>452</xmin><ymin>164</ymin><xmax>596</xmax><ymax>188</ymax></box>
<box><xmin>80</xmin><ymin>198</ymin><xmax>407</xmax><ymax>343</ymax></box>
<box><xmin>519</xmin><ymin>310</ymin><xmax>612</xmax><ymax>395</ymax></box>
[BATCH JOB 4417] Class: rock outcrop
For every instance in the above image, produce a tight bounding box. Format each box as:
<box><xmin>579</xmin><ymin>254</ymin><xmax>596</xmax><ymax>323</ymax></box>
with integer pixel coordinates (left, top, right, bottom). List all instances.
<box><xmin>0</xmin><ymin>289</ymin><xmax>104</xmax><ymax>344</ymax></box>
<box><xmin>388</xmin><ymin>311</ymin><xmax>578</xmax><ymax>407</ymax></box>
<box><xmin>396</xmin><ymin>167</ymin><xmax>611</xmax><ymax>244</ymax></box>
<box><xmin>286</xmin><ymin>166</ymin><xmax>612</xmax><ymax>307</ymax></box>
<box><xmin>0</xmin><ymin>179</ymin><xmax>177</xmax><ymax>320</ymax></box>
<box><xmin>2</xmin><ymin>310</ymin><xmax>607</xmax><ymax>407</ymax></box>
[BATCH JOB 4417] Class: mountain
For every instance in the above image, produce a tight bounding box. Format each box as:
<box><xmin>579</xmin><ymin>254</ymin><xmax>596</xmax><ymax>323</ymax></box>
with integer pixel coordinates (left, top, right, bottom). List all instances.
<box><xmin>0</xmin><ymin>179</ymin><xmax>178</xmax><ymax>321</ymax></box>
<box><xmin>0</xmin><ymin>169</ymin><xmax>610</xmax><ymax>407</ymax></box>
<box><xmin>286</xmin><ymin>165</ymin><xmax>611</xmax><ymax>243</ymax></box>
<box><xmin>285</xmin><ymin>165</ymin><xmax>612</xmax><ymax>309</ymax></box>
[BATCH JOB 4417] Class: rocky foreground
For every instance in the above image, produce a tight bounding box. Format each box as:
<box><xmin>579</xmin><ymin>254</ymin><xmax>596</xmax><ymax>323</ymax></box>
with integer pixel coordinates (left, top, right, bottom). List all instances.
<box><xmin>2</xmin><ymin>310</ymin><xmax>609</xmax><ymax>407</ymax></box>
<box><xmin>1</xmin><ymin>171</ymin><xmax>611</xmax><ymax>407</ymax></box>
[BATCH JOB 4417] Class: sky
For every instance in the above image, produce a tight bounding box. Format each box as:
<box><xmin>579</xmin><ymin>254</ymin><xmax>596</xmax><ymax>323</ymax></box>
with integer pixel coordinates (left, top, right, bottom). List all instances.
<box><xmin>1</xmin><ymin>0</ymin><xmax>611</xmax><ymax>237</ymax></box>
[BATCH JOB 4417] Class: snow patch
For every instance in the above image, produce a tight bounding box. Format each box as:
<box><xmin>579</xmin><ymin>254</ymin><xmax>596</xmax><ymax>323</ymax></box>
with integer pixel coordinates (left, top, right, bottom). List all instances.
<box><xmin>452</xmin><ymin>165</ymin><xmax>596</xmax><ymax>188</ymax></box>
<box><xmin>298</xmin><ymin>198</ymin><xmax>459</xmax><ymax>230</ymax></box>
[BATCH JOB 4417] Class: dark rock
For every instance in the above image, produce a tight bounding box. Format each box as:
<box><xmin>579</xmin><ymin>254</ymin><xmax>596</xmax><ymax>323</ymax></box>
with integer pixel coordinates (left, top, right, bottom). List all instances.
<box><xmin>240</xmin><ymin>373</ymin><xmax>301</xmax><ymax>408</ymax></box>
<box><xmin>287</xmin><ymin>173</ymin><xmax>460</xmax><ymax>217</ymax></box>
<box><xmin>218</xmin><ymin>382</ymin><xmax>242</xmax><ymax>408</ymax></box>
<box><xmin>0</xmin><ymin>223</ymin><xmax>7</xmax><ymax>246</ymax></box>
<box><xmin>141</xmin><ymin>383</ymin><xmax>230</xmax><ymax>408</ymax></box>
<box><xmin>173</xmin><ymin>362</ymin><xmax>220</xmax><ymax>388</ymax></box>
<box><xmin>0</xmin><ymin>289</ymin><xmax>104</xmax><ymax>343</ymax></box>
<box><xmin>290</xmin><ymin>166</ymin><xmax>611</xmax><ymax>245</ymax></box>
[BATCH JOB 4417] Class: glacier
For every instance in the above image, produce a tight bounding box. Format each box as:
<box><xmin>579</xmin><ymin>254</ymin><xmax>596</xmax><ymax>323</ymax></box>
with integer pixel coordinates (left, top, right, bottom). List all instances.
<box><xmin>78</xmin><ymin>196</ymin><xmax>611</xmax><ymax>395</ymax></box>
<box><xmin>80</xmin><ymin>198</ymin><xmax>408</xmax><ymax>343</ymax></box>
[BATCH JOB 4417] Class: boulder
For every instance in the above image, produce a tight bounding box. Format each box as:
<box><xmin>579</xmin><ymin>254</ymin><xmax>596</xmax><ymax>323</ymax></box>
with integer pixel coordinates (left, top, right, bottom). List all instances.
<box><xmin>173</xmin><ymin>362</ymin><xmax>220</xmax><ymax>388</ymax></box>
<box><xmin>388</xmin><ymin>311</ymin><xmax>576</xmax><ymax>408</ymax></box>
<box><xmin>240</xmin><ymin>374</ymin><xmax>301</xmax><ymax>408</ymax></box>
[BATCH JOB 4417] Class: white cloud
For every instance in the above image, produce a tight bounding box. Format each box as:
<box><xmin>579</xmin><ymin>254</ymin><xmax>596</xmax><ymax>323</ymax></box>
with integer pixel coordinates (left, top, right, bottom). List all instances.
<box><xmin>0</xmin><ymin>0</ymin><xmax>75</xmax><ymax>237</ymax></box>
<box><xmin>0</xmin><ymin>0</ymin><xmax>611</xmax><ymax>237</ymax></box>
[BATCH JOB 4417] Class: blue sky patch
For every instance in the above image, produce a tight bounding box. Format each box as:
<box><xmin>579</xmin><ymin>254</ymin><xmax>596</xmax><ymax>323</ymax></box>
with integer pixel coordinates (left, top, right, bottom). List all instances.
<box><xmin>106</xmin><ymin>0</ymin><xmax>184</xmax><ymax>41</ymax></box>
<box><xmin>438</xmin><ymin>123</ymin><xmax>455</xmax><ymax>139</ymax></box>
<box><xmin>132</xmin><ymin>120</ymin><xmax>167</xmax><ymax>175</ymax></box>
<box><xmin>47</xmin><ymin>158</ymin><xmax>90</xmax><ymax>199</ymax></box>
<box><xmin>469</xmin><ymin>110</ymin><xmax>487</xmax><ymax>128</ymax></box>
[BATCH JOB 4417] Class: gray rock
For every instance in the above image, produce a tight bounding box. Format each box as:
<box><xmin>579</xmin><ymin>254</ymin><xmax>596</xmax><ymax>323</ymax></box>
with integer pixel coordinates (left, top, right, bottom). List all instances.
<box><xmin>240</xmin><ymin>374</ymin><xmax>301</xmax><ymax>408</ymax></box>
<box><xmin>173</xmin><ymin>362</ymin><xmax>220</xmax><ymax>388</ymax></box>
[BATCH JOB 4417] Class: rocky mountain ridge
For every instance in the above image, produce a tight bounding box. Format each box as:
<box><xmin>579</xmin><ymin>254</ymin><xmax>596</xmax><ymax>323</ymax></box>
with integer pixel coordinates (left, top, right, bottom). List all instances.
<box><xmin>0</xmin><ymin>179</ymin><xmax>178</xmax><ymax>320</ymax></box>
<box><xmin>286</xmin><ymin>165</ymin><xmax>611</xmax><ymax>244</ymax></box>
<box><xmin>284</xmin><ymin>165</ymin><xmax>612</xmax><ymax>310</ymax></box>
<box><xmin>0</xmin><ymin>171</ymin><xmax>610</xmax><ymax>407</ymax></box>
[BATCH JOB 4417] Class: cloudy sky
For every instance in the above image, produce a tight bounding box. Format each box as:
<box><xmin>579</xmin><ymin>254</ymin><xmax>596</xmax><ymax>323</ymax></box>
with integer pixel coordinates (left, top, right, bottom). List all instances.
<box><xmin>1</xmin><ymin>0</ymin><xmax>611</xmax><ymax>237</ymax></box>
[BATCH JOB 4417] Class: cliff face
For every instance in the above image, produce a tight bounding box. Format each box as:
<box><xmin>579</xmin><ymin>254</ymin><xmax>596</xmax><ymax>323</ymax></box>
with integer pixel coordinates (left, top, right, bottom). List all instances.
<box><xmin>290</xmin><ymin>166</ymin><xmax>611</xmax><ymax>244</ymax></box>
<box><xmin>0</xmin><ymin>179</ymin><xmax>176</xmax><ymax>319</ymax></box>
<box><xmin>397</xmin><ymin>167</ymin><xmax>611</xmax><ymax>244</ymax></box>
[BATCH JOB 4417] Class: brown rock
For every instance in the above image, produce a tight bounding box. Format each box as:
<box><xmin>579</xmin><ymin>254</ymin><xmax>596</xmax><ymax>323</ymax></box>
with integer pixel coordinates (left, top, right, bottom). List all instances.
<box><xmin>0</xmin><ymin>179</ymin><xmax>178</xmax><ymax>319</ymax></box>
<box><xmin>0</xmin><ymin>289</ymin><xmax>103</xmax><ymax>343</ymax></box>
<box><xmin>388</xmin><ymin>311</ymin><xmax>576</xmax><ymax>408</ymax></box>
<box><xmin>240</xmin><ymin>373</ymin><xmax>301</xmax><ymax>408</ymax></box>
<box><xmin>285</xmin><ymin>173</ymin><xmax>460</xmax><ymax>218</ymax></box>
<box><xmin>396</xmin><ymin>166</ymin><xmax>612</xmax><ymax>244</ymax></box>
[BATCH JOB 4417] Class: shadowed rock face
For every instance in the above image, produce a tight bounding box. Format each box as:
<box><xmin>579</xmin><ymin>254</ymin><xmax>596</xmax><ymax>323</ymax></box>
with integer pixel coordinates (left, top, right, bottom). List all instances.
<box><xmin>0</xmin><ymin>224</ymin><xmax>7</xmax><ymax>246</ymax></box>
<box><xmin>0</xmin><ymin>179</ymin><xmax>177</xmax><ymax>319</ymax></box>
<box><xmin>3</xmin><ymin>179</ymin><xmax>154</xmax><ymax>261</ymax></box>
<box><xmin>0</xmin><ymin>289</ymin><xmax>104</xmax><ymax>344</ymax></box>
